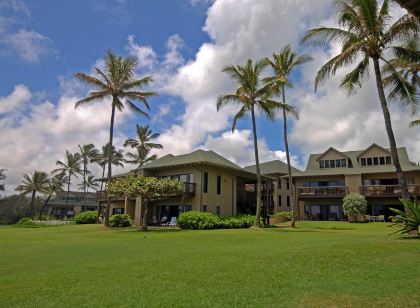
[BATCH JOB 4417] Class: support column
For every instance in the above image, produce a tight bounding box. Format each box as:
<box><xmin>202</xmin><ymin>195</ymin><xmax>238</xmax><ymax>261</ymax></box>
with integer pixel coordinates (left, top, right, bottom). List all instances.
<box><xmin>124</xmin><ymin>196</ymin><xmax>128</xmax><ymax>214</ymax></box>
<box><xmin>134</xmin><ymin>196</ymin><xmax>142</xmax><ymax>226</ymax></box>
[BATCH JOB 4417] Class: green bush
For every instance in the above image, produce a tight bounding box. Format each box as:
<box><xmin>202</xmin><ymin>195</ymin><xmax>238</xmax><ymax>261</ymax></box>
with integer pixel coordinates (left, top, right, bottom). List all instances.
<box><xmin>74</xmin><ymin>211</ymin><xmax>97</xmax><ymax>224</ymax></box>
<box><xmin>109</xmin><ymin>214</ymin><xmax>132</xmax><ymax>227</ymax></box>
<box><xmin>272</xmin><ymin>211</ymin><xmax>292</xmax><ymax>220</ymax></box>
<box><xmin>343</xmin><ymin>193</ymin><xmax>367</xmax><ymax>216</ymax></box>
<box><xmin>177</xmin><ymin>212</ymin><xmax>257</xmax><ymax>230</ymax></box>
<box><xmin>17</xmin><ymin>217</ymin><xmax>35</xmax><ymax>225</ymax></box>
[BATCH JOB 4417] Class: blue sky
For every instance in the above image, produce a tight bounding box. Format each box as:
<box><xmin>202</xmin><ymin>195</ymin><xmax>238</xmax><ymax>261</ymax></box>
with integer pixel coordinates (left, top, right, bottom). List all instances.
<box><xmin>1</xmin><ymin>0</ymin><xmax>418</xmax><ymax>194</ymax></box>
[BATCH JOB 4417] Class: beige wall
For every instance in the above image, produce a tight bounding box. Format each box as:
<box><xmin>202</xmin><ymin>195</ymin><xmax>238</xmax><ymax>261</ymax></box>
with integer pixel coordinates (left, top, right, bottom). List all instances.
<box><xmin>345</xmin><ymin>174</ymin><xmax>362</xmax><ymax>193</ymax></box>
<box><xmin>319</xmin><ymin>150</ymin><xmax>346</xmax><ymax>161</ymax></box>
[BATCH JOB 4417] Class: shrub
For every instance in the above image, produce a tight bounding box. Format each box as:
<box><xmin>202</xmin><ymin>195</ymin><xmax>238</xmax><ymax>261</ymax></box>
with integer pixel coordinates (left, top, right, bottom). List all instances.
<box><xmin>17</xmin><ymin>217</ymin><xmax>35</xmax><ymax>225</ymax></box>
<box><xmin>272</xmin><ymin>211</ymin><xmax>293</xmax><ymax>220</ymax></box>
<box><xmin>74</xmin><ymin>211</ymin><xmax>97</xmax><ymax>224</ymax></box>
<box><xmin>177</xmin><ymin>212</ymin><xmax>258</xmax><ymax>230</ymax></box>
<box><xmin>109</xmin><ymin>214</ymin><xmax>132</xmax><ymax>227</ymax></box>
<box><xmin>343</xmin><ymin>193</ymin><xmax>367</xmax><ymax>216</ymax></box>
<box><xmin>390</xmin><ymin>199</ymin><xmax>420</xmax><ymax>237</ymax></box>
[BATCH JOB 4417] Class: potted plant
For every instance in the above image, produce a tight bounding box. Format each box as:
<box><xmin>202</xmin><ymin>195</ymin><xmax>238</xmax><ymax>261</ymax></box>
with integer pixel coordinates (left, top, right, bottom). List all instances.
<box><xmin>342</xmin><ymin>193</ymin><xmax>367</xmax><ymax>223</ymax></box>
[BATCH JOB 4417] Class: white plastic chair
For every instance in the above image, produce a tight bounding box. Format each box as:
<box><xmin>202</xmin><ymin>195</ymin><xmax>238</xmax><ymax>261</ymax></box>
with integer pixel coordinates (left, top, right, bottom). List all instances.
<box><xmin>168</xmin><ymin>217</ymin><xmax>177</xmax><ymax>227</ymax></box>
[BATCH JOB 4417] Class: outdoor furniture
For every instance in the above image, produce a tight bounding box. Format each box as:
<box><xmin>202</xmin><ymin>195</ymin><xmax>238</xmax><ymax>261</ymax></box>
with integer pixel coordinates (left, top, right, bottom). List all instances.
<box><xmin>168</xmin><ymin>217</ymin><xmax>177</xmax><ymax>227</ymax></box>
<box><xmin>378</xmin><ymin>215</ymin><xmax>385</xmax><ymax>222</ymax></box>
<box><xmin>365</xmin><ymin>215</ymin><xmax>371</xmax><ymax>222</ymax></box>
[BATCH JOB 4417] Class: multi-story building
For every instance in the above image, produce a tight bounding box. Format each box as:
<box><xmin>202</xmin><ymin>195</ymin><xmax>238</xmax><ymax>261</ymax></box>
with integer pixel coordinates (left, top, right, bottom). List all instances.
<box><xmin>98</xmin><ymin>149</ymin><xmax>279</xmax><ymax>226</ymax></box>
<box><xmin>47</xmin><ymin>191</ymin><xmax>98</xmax><ymax>219</ymax></box>
<box><xmin>293</xmin><ymin>144</ymin><xmax>420</xmax><ymax>221</ymax></box>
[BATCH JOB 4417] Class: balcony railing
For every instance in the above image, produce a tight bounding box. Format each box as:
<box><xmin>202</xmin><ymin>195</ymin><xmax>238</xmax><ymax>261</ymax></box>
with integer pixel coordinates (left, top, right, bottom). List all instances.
<box><xmin>96</xmin><ymin>182</ymin><xmax>196</xmax><ymax>201</ymax></box>
<box><xmin>298</xmin><ymin>186</ymin><xmax>348</xmax><ymax>198</ymax></box>
<box><xmin>360</xmin><ymin>184</ymin><xmax>420</xmax><ymax>197</ymax></box>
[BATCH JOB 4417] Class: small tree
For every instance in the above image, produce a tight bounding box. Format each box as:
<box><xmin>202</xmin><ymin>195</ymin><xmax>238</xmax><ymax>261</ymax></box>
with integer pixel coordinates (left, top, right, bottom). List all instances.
<box><xmin>343</xmin><ymin>193</ymin><xmax>367</xmax><ymax>221</ymax></box>
<box><xmin>106</xmin><ymin>176</ymin><xmax>184</xmax><ymax>231</ymax></box>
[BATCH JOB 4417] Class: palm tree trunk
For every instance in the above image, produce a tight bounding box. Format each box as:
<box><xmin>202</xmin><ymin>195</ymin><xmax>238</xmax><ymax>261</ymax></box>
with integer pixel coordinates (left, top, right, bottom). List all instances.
<box><xmin>30</xmin><ymin>190</ymin><xmax>36</xmax><ymax>220</ymax></box>
<box><xmin>105</xmin><ymin>99</ymin><xmax>117</xmax><ymax>226</ymax></box>
<box><xmin>83</xmin><ymin>159</ymin><xmax>87</xmax><ymax>211</ymax></box>
<box><xmin>250</xmin><ymin>104</ymin><xmax>262</xmax><ymax>227</ymax></box>
<box><xmin>141</xmin><ymin>200</ymin><xmax>149</xmax><ymax>232</ymax></box>
<box><xmin>372</xmin><ymin>57</ymin><xmax>409</xmax><ymax>204</ymax></box>
<box><xmin>282</xmin><ymin>87</ymin><xmax>296</xmax><ymax>228</ymax></box>
<box><xmin>66</xmin><ymin>175</ymin><xmax>71</xmax><ymax>207</ymax></box>
<box><xmin>39</xmin><ymin>194</ymin><xmax>51</xmax><ymax>220</ymax></box>
<box><xmin>97</xmin><ymin>165</ymin><xmax>106</xmax><ymax>222</ymax></box>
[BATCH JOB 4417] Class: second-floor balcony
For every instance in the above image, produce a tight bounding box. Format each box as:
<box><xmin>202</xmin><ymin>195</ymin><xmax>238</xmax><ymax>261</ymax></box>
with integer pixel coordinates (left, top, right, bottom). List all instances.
<box><xmin>298</xmin><ymin>186</ymin><xmax>348</xmax><ymax>198</ymax></box>
<box><xmin>96</xmin><ymin>182</ymin><xmax>196</xmax><ymax>202</ymax></box>
<box><xmin>360</xmin><ymin>184</ymin><xmax>420</xmax><ymax>197</ymax></box>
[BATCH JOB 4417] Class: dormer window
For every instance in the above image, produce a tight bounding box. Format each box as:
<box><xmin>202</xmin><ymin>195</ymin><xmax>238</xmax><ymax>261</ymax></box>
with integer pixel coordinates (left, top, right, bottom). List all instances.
<box><xmin>319</xmin><ymin>158</ymin><xmax>347</xmax><ymax>169</ymax></box>
<box><xmin>360</xmin><ymin>155</ymin><xmax>392</xmax><ymax>167</ymax></box>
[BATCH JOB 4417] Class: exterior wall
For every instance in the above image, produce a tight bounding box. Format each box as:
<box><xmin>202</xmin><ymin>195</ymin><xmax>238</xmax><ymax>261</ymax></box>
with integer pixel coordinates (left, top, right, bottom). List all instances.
<box><xmin>319</xmin><ymin>150</ymin><xmax>347</xmax><ymax>162</ymax></box>
<box><xmin>359</xmin><ymin>146</ymin><xmax>390</xmax><ymax>161</ymax></box>
<box><xmin>345</xmin><ymin>174</ymin><xmax>362</xmax><ymax>193</ymax></box>
<box><xmin>276</xmin><ymin>178</ymin><xmax>292</xmax><ymax>212</ymax></box>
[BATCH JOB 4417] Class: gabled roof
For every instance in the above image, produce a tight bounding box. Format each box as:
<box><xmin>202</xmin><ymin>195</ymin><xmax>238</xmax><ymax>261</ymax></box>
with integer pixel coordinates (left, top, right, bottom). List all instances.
<box><xmin>356</xmin><ymin>143</ymin><xmax>390</xmax><ymax>158</ymax></box>
<box><xmin>244</xmin><ymin>160</ymin><xmax>302</xmax><ymax>176</ymax></box>
<box><xmin>316</xmin><ymin>147</ymin><xmax>349</xmax><ymax>161</ymax></box>
<box><xmin>137</xmin><ymin>149</ymin><xmax>245</xmax><ymax>171</ymax></box>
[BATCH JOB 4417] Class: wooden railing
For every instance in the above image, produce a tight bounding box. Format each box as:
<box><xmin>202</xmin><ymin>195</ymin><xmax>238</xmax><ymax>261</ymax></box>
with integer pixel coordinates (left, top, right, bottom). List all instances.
<box><xmin>96</xmin><ymin>182</ymin><xmax>196</xmax><ymax>201</ymax></box>
<box><xmin>298</xmin><ymin>186</ymin><xmax>348</xmax><ymax>198</ymax></box>
<box><xmin>360</xmin><ymin>184</ymin><xmax>420</xmax><ymax>197</ymax></box>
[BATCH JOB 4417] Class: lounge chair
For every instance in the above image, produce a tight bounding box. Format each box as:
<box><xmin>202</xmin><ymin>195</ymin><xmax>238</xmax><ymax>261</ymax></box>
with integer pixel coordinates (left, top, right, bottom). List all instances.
<box><xmin>168</xmin><ymin>217</ymin><xmax>177</xmax><ymax>227</ymax></box>
<box><xmin>378</xmin><ymin>215</ymin><xmax>385</xmax><ymax>222</ymax></box>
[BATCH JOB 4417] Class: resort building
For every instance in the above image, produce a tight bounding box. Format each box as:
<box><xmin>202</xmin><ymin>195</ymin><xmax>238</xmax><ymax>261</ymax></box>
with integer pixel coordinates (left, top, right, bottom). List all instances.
<box><xmin>47</xmin><ymin>191</ymin><xmax>98</xmax><ymax>219</ymax></box>
<box><xmin>293</xmin><ymin>144</ymin><xmax>420</xmax><ymax>221</ymax></box>
<box><xmin>98</xmin><ymin>149</ymin><xmax>285</xmax><ymax>226</ymax></box>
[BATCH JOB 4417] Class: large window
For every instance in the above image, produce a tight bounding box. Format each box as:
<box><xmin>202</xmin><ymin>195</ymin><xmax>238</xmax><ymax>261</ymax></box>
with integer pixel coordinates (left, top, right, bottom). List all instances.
<box><xmin>319</xmin><ymin>158</ymin><xmax>347</xmax><ymax>169</ymax></box>
<box><xmin>216</xmin><ymin>175</ymin><xmax>221</xmax><ymax>195</ymax></box>
<box><xmin>203</xmin><ymin>172</ymin><xmax>208</xmax><ymax>193</ymax></box>
<box><xmin>287</xmin><ymin>196</ymin><xmax>290</xmax><ymax>207</ymax></box>
<box><xmin>278</xmin><ymin>195</ymin><xmax>282</xmax><ymax>207</ymax></box>
<box><xmin>360</xmin><ymin>156</ymin><xmax>392</xmax><ymax>167</ymax></box>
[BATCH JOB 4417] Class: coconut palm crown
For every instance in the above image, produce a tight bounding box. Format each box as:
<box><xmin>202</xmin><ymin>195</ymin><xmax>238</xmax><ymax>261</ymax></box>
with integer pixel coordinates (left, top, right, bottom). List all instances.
<box><xmin>74</xmin><ymin>51</ymin><xmax>156</xmax><ymax>226</ymax></box>
<box><xmin>301</xmin><ymin>0</ymin><xmax>419</xmax><ymax>200</ymax></box>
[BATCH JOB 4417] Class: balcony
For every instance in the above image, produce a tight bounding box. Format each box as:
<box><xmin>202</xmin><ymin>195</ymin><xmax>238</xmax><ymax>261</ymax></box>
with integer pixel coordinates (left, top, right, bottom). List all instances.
<box><xmin>360</xmin><ymin>184</ymin><xmax>420</xmax><ymax>197</ymax></box>
<box><xmin>96</xmin><ymin>182</ymin><xmax>196</xmax><ymax>201</ymax></box>
<box><xmin>298</xmin><ymin>186</ymin><xmax>348</xmax><ymax>198</ymax></box>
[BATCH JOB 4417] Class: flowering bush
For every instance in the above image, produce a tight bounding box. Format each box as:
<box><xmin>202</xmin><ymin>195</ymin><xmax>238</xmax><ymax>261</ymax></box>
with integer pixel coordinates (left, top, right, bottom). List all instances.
<box><xmin>343</xmin><ymin>193</ymin><xmax>367</xmax><ymax>216</ymax></box>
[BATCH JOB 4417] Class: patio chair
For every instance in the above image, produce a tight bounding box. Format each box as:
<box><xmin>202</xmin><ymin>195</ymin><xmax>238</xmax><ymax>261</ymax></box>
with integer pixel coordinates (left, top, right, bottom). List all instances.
<box><xmin>161</xmin><ymin>217</ymin><xmax>171</xmax><ymax>227</ymax></box>
<box><xmin>168</xmin><ymin>217</ymin><xmax>177</xmax><ymax>227</ymax></box>
<box><xmin>365</xmin><ymin>215</ymin><xmax>371</xmax><ymax>222</ymax></box>
<box><xmin>378</xmin><ymin>215</ymin><xmax>385</xmax><ymax>222</ymax></box>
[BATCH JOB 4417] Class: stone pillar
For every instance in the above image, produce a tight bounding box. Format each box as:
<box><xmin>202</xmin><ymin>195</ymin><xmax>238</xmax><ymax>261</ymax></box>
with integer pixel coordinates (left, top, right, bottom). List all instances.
<box><xmin>134</xmin><ymin>196</ymin><xmax>142</xmax><ymax>226</ymax></box>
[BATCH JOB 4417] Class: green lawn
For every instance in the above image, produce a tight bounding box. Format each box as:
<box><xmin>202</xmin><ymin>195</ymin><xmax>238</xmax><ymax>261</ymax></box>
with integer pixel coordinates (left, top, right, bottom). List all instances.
<box><xmin>0</xmin><ymin>222</ymin><xmax>419</xmax><ymax>307</ymax></box>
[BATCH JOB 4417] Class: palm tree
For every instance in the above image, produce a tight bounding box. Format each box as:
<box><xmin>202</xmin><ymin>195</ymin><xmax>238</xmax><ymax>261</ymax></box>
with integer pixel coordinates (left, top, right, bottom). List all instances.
<box><xmin>77</xmin><ymin>175</ymin><xmax>99</xmax><ymax>193</ymax></box>
<box><xmin>15</xmin><ymin>171</ymin><xmax>49</xmax><ymax>219</ymax></box>
<box><xmin>0</xmin><ymin>169</ymin><xmax>6</xmax><ymax>192</ymax></box>
<box><xmin>217</xmin><ymin>59</ymin><xmax>277</xmax><ymax>227</ymax></box>
<box><xmin>302</xmin><ymin>0</ymin><xmax>419</xmax><ymax>201</ymax></box>
<box><xmin>38</xmin><ymin>174</ymin><xmax>66</xmax><ymax>220</ymax></box>
<box><xmin>74</xmin><ymin>51</ymin><xmax>156</xmax><ymax>226</ymax></box>
<box><xmin>53</xmin><ymin>151</ymin><xmax>82</xmax><ymax>207</ymax></box>
<box><xmin>91</xmin><ymin>143</ymin><xmax>125</xmax><ymax>220</ymax></box>
<box><xmin>78</xmin><ymin>144</ymin><xmax>99</xmax><ymax>207</ymax></box>
<box><xmin>264</xmin><ymin>45</ymin><xmax>311</xmax><ymax>227</ymax></box>
<box><xmin>124</xmin><ymin>125</ymin><xmax>162</xmax><ymax>167</ymax></box>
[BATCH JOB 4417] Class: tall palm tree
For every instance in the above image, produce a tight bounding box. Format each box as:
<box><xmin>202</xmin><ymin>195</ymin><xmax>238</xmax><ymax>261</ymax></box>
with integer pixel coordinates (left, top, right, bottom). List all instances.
<box><xmin>124</xmin><ymin>125</ymin><xmax>163</xmax><ymax>167</ymax></box>
<box><xmin>302</xmin><ymin>0</ymin><xmax>419</xmax><ymax>201</ymax></box>
<box><xmin>264</xmin><ymin>45</ymin><xmax>311</xmax><ymax>227</ymax></box>
<box><xmin>217</xmin><ymin>59</ymin><xmax>277</xmax><ymax>227</ymax></box>
<box><xmin>74</xmin><ymin>51</ymin><xmax>156</xmax><ymax>226</ymax></box>
<box><xmin>53</xmin><ymin>151</ymin><xmax>82</xmax><ymax>207</ymax></box>
<box><xmin>78</xmin><ymin>144</ymin><xmax>99</xmax><ymax>207</ymax></box>
<box><xmin>77</xmin><ymin>175</ymin><xmax>99</xmax><ymax>192</ymax></box>
<box><xmin>15</xmin><ymin>171</ymin><xmax>49</xmax><ymax>219</ymax></box>
<box><xmin>91</xmin><ymin>143</ymin><xmax>125</xmax><ymax>220</ymax></box>
<box><xmin>38</xmin><ymin>174</ymin><xmax>66</xmax><ymax>220</ymax></box>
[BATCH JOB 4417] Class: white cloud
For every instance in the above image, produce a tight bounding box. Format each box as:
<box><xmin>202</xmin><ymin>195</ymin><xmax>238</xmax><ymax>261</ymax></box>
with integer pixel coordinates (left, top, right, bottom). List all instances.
<box><xmin>0</xmin><ymin>84</ymin><xmax>31</xmax><ymax>113</ymax></box>
<box><xmin>126</xmin><ymin>35</ymin><xmax>157</xmax><ymax>69</ymax></box>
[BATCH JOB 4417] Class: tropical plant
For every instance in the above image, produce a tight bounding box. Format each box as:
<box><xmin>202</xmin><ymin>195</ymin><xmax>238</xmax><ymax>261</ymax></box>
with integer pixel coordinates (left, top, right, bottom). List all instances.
<box><xmin>342</xmin><ymin>193</ymin><xmax>367</xmax><ymax>217</ymax></box>
<box><xmin>0</xmin><ymin>169</ymin><xmax>6</xmax><ymax>192</ymax></box>
<box><xmin>217</xmin><ymin>59</ymin><xmax>278</xmax><ymax>227</ymax></box>
<box><xmin>53</xmin><ymin>150</ymin><xmax>82</xmax><ymax>207</ymax></box>
<box><xmin>38</xmin><ymin>174</ymin><xmax>66</xmax><ymax>220</ymax></box>
<box><xmin>264</xmin><ymin>45</ymin><xmax>311</xmax><ymax>227</ymax></box>
<box><xmin>302</xmin><ymin>0</ymin><xmax>419</xmax><ymax>202</ymax></box>
<box><xmin>15</xmin><ymin>171</ymin><xmax>49</xmax><ymax>219</ymax></box>
<box><xmin>106</xmin><ymin>176</ymin><xmax>184</xmax><ymax>231</ymax></box>
<box><xmin>124</xmin><ymin>125</ymin><xmax>162</xmax><ymax>167</ymax></box>
<box><xmin>91</xmin><ymin>143</ymin><xmax>125</xmax><ymax>221</ymax></box>
<box><xmin>390</xmin><ymin>199</ymin><xmax>420</xmax><ymax>237</ymax></box>
<box><xmin>78</xmin><ymin>144</ymin><xmax>99</xmax><ymax>207</ymax></box>
<box><xmin>74</xmin><ymin>51</ymin><xmax>157</xmax><ymax>226</ymax></box>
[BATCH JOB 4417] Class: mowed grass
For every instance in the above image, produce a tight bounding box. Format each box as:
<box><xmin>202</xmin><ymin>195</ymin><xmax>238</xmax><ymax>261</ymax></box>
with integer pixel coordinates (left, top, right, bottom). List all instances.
<box><xmin>0</xmin><ymin>222</ymin><xmax>419</xmax><ymax>307</ymax></box>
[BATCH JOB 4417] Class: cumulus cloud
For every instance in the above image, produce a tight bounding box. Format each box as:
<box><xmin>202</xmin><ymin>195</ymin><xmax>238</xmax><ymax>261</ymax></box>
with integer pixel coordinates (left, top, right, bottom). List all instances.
<box><xmin>0</xmin><ymin>84</ymin><xmax>31</xmax><ymax>113</ymax></box>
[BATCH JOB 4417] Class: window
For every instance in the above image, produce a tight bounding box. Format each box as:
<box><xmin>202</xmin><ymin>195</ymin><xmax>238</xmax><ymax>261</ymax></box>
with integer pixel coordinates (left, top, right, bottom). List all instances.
<box><xmin>341</xmin><ymin>159</ymin><xmax>347</xmax><ymax>167</ymax></box>
<box><xmin>112</xmin><ymin>208</ymin><xmax>124</xmax><ymax>215</ymax></box>
<box><xmin>202</xmin><ymin>204</ymin><xmax>207</xmax><ymax>212</ymax></box>
<box><xmin>278</xmin><ymin>180</ymin><xmax>281</xmax><ymax>189</ymax></box>
<box><xmin>320</xmin><ymin>160</ymin><xmax>325</xmax><ymax>168</ymax></box>
<box><xmin>336</xmin><ymin>159</ymin><xmax>341</xmax><ymax>168</ymax></box>
<box><xmin>361</xmin><ymin>158</ymin><xmax>366</xmax><ymax>166</ymax></box>
<box><xmin>287</xmin><ymin>196</ymin><xmax>290</xmax><ymax>207</ymax></box>
<box><xmin>278</xmin><ymin>195</ymin><xmax>282</xmax><ymax>207</ymax></box>
<box><xmin>330</xmin><ymin>160</ymin><xmax>335</xmax><ymax>168</ymax></box>
<box><xmin>203</xmin><ymin>172</ymin><xmax>208</xmax><ymax>193</ymax></box>
<box><xmin>367</xmin><ymin>157</ymin><xmax>372</xmax><ymax>166</ymax></box>
<box><xmin>216</xmin><ymin>206</ymin><xmax>221</xmax><ymax>216</ymax></box>
<box><xmin>216</xmin><ymin>175</ymin><xmax>221</xmax><ymax>195</ymax></box>
<box><xmin>179</xmin><ymin>174</ymin><xmax>188</xmax><ymax>182</ymax></box>
<box><xmin>386</xmin><ymin>156</ymin><xmax>392</xmax><ymax>165</ymax></box>
<box><xmin>325</xmin><ymin>160</ymin><xmax>330</xmax><ymax>168</ymax></box>
<box><xmin>379</xmin><ymin>157</ymin><xmax>385</xmax><ymax>165</ymax></box>
<box><xmin>373</xmin><ymin>157</ymin><xmax>379</xmax><ymax>165</ymax></box>
<box><xmin>348</xmin><ymin>159</ymin><xmax>353</xmax><ymax>168</ymax></box>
